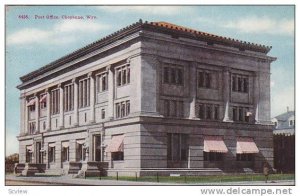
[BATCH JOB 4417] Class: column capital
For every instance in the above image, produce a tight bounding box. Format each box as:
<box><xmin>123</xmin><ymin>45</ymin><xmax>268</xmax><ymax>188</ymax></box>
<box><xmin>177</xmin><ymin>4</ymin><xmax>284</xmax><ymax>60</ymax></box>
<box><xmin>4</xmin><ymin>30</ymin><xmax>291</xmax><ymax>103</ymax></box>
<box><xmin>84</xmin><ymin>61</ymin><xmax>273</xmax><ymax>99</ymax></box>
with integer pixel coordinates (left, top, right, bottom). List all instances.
<box><xmin>106</xmin><ymin>64</ymin><xmax>112</xmax><ymax>72</ymax></box>
<box><xmin>87</xmin><ymin>72</ymin><xmax>93</xmax><ymax>78</ymax></box>
<box><xmin>223</xmin><ymin>66</ymin><xmax>231</xmax><ymax>73</ymax></box>
<box><xmin>45</xmin><ymin>88</ymin><xmax>50</xmax><ymax>93</ymax></box>
<box><xmin>57</xmin><ymin>84</ymin><xmax>62</xmax><ymax>88</ymax></box>
<box><xmin>72</xmin><ymin>78</ymin><xmax>78</xmax><ymax>84</ymax></box>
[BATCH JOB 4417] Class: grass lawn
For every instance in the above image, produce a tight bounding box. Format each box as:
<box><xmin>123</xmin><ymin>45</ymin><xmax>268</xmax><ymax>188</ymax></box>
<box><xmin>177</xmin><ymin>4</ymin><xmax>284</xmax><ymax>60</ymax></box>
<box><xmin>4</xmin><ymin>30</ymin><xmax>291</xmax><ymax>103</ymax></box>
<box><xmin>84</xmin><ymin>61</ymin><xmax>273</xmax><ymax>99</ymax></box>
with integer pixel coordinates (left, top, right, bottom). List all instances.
<box><xmin>87</xmin><ymin>174</ymin><xmax>295</xmax><ymax>183</ymax></box>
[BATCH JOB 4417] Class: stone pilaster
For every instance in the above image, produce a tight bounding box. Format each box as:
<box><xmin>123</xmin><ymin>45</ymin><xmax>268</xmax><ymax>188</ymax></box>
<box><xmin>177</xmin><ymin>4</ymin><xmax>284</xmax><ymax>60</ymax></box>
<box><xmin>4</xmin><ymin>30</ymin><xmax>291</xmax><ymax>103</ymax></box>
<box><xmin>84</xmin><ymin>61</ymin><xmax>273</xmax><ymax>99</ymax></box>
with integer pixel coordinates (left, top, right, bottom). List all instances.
<box><xmin>20</xmin><ymin>94</ymin><xmax>26</xmax><ymax>135</ymax></box>
<box><xmin>189</xmin><ymin>62</ymin><xmax>197</xmax><ymax>119</ymax></box>
<box><xmin>223</xmin><ymin>67</ymin><xmax>233</xmax><ymax>122</ymax></box>
<box><xmin>107</xmin><ymin>65</ymin><xmax>114</xmax><ymax>120</ymax></box>
<box><xmin>59</xmin><ymin>84</ymin><xmax>64</xmax><ymax>128</ymax></box>
<box><xmin>34</xmin><ymin>94</ymin><xmax>39</xmax><ymax>132</ymax></box>
<box><xmin>46</xmin><ymin>89</ymin><xmax>51</xmax><ymax>131</ymax></box>
<box><xmin>89</xmin><ymin>72</ymin><xmax>95</xmax><ymax>123</ymax></box>
<box><xmin>73</xmin><ymin>79</ymin><xmax>79</xmax><ymax>126</ymax></box>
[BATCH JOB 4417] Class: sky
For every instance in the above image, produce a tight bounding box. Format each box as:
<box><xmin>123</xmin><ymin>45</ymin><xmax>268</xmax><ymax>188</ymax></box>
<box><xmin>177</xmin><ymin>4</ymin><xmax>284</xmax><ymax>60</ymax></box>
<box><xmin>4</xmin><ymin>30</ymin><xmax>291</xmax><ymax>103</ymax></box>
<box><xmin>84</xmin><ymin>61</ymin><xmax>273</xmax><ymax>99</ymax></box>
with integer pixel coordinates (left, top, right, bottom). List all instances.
<box><xmin>5</xmin><ymin>5</ymin><xmax>295</xmax><ymax>155</ymax></box>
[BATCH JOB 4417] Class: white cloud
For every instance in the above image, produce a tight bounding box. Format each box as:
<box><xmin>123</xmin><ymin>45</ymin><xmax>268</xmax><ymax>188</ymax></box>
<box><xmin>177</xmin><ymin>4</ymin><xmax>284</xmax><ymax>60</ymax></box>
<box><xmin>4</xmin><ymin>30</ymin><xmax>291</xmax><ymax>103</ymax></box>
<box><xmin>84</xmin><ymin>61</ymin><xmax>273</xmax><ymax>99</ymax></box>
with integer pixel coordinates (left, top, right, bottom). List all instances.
<box><xmin>7</xmin><ymin>20</ymin><xmax>110</xmax><ymax>46</ymax></box>
<box><xmin>6</xmin><ymin>130</ymin><xmax>19</xmax><ymax>155</ymax></box>
<box><xmin>271</xmin><ymin>86</ymin><xmax>295</xmax><ymax>117</ymax></box>
<box><xmin>223</xmin><ymin>16</ymin><xmax>294</xmax><ymax>36</ymax></box>
<box><xmin>96</xmin><ymin>6</ymin><xmax>185</xmax><ymax>16</ymax></box>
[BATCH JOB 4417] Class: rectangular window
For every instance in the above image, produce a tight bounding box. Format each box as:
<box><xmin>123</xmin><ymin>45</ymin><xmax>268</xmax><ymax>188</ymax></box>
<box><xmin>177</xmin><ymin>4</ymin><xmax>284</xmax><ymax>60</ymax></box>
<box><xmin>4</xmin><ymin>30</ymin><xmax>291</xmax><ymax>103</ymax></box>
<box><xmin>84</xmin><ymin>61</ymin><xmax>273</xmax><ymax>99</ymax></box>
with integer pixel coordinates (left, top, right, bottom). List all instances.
<box><xmin>29</xmin><ymin>122</ymin><xmax>36</xmax><ymax>134</ymax></box>
<box><xmin>116</xmin><ymin>103</ymin><xmax>120</xmax><ymax>118</ymax></box>
<box><xmin>51</xmin><ymin>89</ymin><xmax>60</xmax><ymax>115</ymax></box>
<box><xmin>117</xmin><ymin>69</ymin><xmax>122</xmax><ymax>86</ymax></box>
<box><xmin>198</xmin><ymin>70</ymin><xmax>214</xmax><ymax>89</ymax></box>
<box><xmin>164</xmin><ymin>100</ymin><xmax>170</xmax><ymax>117</ymax></box>
<box><xmin>232</xmin><ymin>74</ymin><xmax>249</xmax><ymax>93</ymax></box>
<box><xmin>170</xmin><ymin>100</ymin><xmax>177</xmax><ymax>117</ymax></box>
<box><xmin>164</xmin><ymin>67</ymin><xmax>169</xmax><ymax>83</ymax></box>
<box><xmin>204</xmin><ymin>152</ymin><xmax>223</xmax><ymax>161</ymax></box>
<box><xmin>171</xmin><ymin>68</ymin><xmax>176</xmax><ymax>84</ymax></box>
<box><xmin>40</xmin><ymin>94</ymin><xmax>47</xmax><ymax>109</ymax></box>
<box><xmin>199</xmin><ymin>104</ymin><xmax>205</xmax><ymax>119</ymax></box>
<box><xmin>233</xmin><ymin>106</ymin><xmax>251</xmax><ymax>122</ymax></box>
<box><xmin>232</xmin><ymin>107</ymin><xmax>237</xmax><ymax>121</ymax></box>
<box><xmin>236</xmin><ymin>154</ymin><xmax>254</xmax><ymax>161</ymax></box>
<box><xmin>206</xmin><ymin>105</ymin><xmax>212</xmax><ymax>120</ymax></box>
<box><xmin>76</xmin><ymin>142</ymin><xmax>86</xmax><ymax>162</ymax></box>
<box><xmin>239</xmin><ymin>107</ymin><xmax>244</xmax><ymax>121</ymax></box>
<box><xmin>167</xmin><ymin>133</ymin><xmax>188</xmax><ymax>161</ymax></box>
<box><xmin>243</xmin><ymin>78</ymin><xmax>248</xmax><ymax>93</ymax></box>
<box><xmin>164</xmin><ymin>65</ymin><xmax>184</xmax><ymax>85</ymax></box>
<box><xmin>96</xmin><ymin>73</ymin><xmax>108</xmax><ymax>92</ymax></box>
<box><xmin>178</xmin><ymin>101</ymin><xmax>184</xmax><ymax>117</ymax></box>
<box><xmin>101</xmin><ymin>109</ymin><xmax>105</xmax><ymax>119</ymax></box>
<box><xmin>177</xmin><ymin>69</ymin><xmax>183</xmax><ymax>85</ymax></box>
<box><xmin>122</xmin><ymin>69</ymin><xmax>127</xmax><ymax>85</ymax></box>
<box><xmin>64</xmin><ymin>84</ymin><xmax>74</xmax><ymax>112</ymax></box>
<box><xmin>93</xmin><ymin>135</ymin><xmax>101</xmax><ymax>161</ymax></box>
<box><xmin>126</xmin><ymin>101</ymin><xmax>130</xmax><ymax>116</ymax></box>
<box><xmin>112</xmin><ymin>152</ymin><xmax>124</xmax><ymax>161</ymax></box>
<box><xmin>214</xmin><ymin>105</ymin><xmax>219</xmax><ymax>120</ymax></box>
<box><xmin>48</xmin><ymin>146</ymin><xmax>55</xmax><ymax>163</ymax></box>
<box><xmin>121</xmin><ymin>102</ymin><xmax>126</xmax><ymax>117</ymax></box>
<box><xmin>238</xmin><ymin>77</ymin><xmax>242</xmax><ymax>92</ymax></box>
<box><xmin>61</xmin><ymin>146</ymin><xmax>69</xmax><ymax>162</ymax></box>
<box><xmin>116</xmin><ymin>65</ymin><xmax>130</xmax><ymax>87</ymax></box>
<box><xmin>116</xmin><ymin>100</ymin><xmax>130</xmax><ymax>119</ymax></box>
<box><xmin>25</xmin><ymin>146</ymin><xmax>32</xmax><ymax>163</ymax></box>
<box><xmin>198</xmin><ymin>72</ymin><xmax>205</xmax><ymax>87</ymax></box>
<box><xmin>79</xmin><ymin>78</ymin><xmax>90</xmax><ymax>108</ymax></box>
<box><xmin>232</xmin><ymin>76</ymin><xmax>237</xmax><ymax>91</ymax></box>
<box><xmin>205</xmin><ymin>72</ymin><xmax>210</xmax><ymax>88</ymax></box>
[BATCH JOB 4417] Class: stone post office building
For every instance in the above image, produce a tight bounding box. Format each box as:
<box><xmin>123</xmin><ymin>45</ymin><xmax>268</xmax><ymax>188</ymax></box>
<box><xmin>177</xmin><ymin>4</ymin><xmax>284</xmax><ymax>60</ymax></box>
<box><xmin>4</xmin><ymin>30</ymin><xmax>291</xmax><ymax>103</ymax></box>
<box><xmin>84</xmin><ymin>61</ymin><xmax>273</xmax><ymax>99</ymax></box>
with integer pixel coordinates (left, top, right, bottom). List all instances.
<box><xmin>17</xmin><ymin>20</ymin><xmax>276</xmax><ymax>176</ymax></box>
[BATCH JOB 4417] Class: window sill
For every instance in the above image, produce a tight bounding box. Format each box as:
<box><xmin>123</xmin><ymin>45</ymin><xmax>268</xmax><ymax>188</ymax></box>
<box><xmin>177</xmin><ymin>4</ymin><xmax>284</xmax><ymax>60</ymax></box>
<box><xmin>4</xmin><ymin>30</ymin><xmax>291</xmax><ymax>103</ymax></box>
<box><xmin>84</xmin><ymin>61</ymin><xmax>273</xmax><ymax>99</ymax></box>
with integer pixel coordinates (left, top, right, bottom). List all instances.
<box><xmin>116</xmin><ymin>83</ymin><xmax>130</xmax><ymax>88</ymax></box>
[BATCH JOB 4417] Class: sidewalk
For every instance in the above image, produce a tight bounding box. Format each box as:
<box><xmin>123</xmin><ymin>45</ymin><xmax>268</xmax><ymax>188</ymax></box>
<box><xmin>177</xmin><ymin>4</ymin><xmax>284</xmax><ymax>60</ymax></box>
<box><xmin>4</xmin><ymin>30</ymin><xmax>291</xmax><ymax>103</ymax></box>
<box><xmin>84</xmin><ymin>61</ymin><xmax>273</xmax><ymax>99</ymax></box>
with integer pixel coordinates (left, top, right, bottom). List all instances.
<box><xmin>5</xmin><ymin>175</ymin><xmax>295</xmax><ymax>186</ymax></box>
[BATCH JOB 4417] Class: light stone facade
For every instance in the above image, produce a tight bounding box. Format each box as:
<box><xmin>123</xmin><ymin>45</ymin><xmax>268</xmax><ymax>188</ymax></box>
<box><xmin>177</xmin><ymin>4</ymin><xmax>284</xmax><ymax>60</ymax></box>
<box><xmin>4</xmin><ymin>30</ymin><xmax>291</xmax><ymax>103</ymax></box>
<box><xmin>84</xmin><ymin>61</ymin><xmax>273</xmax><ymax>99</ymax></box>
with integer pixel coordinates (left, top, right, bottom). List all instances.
<box><xmin>17</xmin><ymin>20</ymin><xmax>276</xmax><ymax>176</ymax></box>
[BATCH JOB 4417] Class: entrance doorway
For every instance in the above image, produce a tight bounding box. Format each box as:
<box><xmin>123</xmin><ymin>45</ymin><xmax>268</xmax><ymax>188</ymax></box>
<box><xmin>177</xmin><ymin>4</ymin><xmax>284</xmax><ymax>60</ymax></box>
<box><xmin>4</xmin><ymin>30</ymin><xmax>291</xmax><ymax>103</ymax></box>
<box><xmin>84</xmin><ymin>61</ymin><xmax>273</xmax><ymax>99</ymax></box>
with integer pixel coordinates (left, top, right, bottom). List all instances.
<box><xmin>93</xmin><ymin>135</ymin><xmax>101</xmax><ymax>161</ymax></box>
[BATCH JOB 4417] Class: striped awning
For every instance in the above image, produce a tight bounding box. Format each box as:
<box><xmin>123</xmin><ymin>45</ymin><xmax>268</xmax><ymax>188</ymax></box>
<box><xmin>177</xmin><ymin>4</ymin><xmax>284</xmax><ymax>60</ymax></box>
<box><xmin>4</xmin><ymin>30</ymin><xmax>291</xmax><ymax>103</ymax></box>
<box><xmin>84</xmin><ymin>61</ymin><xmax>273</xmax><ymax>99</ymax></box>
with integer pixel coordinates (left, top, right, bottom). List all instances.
<box><xmin>204</xmin><ymin>136</ymin><xmax>228</xmax><ymax>153</ymax></box>
<box><xmin>236</xmin><ymin>137</ymin><xmax>259</xmax><ymax>154</ymax></box>
<box><xmin>40</xmin><ymin>94</ymin><xmax>47</xmax><ymax>103</ymax></box>
<box><xmin>26</xmin><ymin>99</ymin><xmax>36</xmax><ymax>106</ymax></box>
<box><xmin>106</xmin><ymin>134</ymin><xmax>125</xmax><ymax>152</ymax></box>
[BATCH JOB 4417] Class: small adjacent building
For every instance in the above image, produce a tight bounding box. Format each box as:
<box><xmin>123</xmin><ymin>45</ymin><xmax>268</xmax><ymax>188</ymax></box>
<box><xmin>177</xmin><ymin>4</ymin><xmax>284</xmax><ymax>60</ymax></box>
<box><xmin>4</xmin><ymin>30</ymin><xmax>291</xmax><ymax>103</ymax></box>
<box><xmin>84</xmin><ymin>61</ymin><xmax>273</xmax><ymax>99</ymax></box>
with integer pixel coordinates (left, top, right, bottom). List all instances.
<box><xmin>272</xmin><ymin>109</ymin><xmax>295</xmax><ymax>173</ymax></box>
<box><xmin>16</xmin><ymin>20</ymin><xmax>276</xmax><ymax>176</ymax></box>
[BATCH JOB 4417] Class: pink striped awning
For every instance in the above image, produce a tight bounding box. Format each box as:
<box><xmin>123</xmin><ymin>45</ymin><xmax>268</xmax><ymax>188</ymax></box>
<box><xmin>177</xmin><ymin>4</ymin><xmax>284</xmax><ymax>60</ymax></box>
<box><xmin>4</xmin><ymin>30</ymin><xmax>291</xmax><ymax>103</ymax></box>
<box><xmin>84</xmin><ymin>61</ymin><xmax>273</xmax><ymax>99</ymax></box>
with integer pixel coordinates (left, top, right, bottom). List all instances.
<box><xmin>236</xmin><ymin>137</ymin><xmax>259</xmax><ymax>154</ymax></box>
<box><xmin>39</xmin><ymin>94</ymin><xmax>47</xmax><ymax>103</ymax></box>
<box><xmin>26</xmin><ymin>99</ymin><xmax>36</xmax><ymax>106</ymax></box>
<box><xmin>106</xmin><ymin>134</ymin><xmax>125</xmax><ymax>152</ymax></box>
<box><xmin>204</xmin><ymin>136</ymin><xmax>228</xmax><ymax>153</ymax></box>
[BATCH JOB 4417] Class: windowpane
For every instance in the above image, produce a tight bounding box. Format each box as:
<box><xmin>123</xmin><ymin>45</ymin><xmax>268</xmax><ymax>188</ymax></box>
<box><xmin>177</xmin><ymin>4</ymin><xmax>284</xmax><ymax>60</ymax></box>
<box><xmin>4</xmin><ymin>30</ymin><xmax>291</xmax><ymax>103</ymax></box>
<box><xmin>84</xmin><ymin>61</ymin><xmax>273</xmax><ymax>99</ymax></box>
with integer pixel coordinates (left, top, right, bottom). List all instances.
<box><xmin>243</xmin><ymin>78</ymin><xmax>248</xmax><ymax>92</ymax></box>
<box><xmin>214</xmin><ymin>106</ymin><xmax>219</xmax><ymax>120</ymax></box>
<box><xmin>199</xmin><ymin>104</ymin><xmax>204</xmax><ymax>119</ymax></box>
<box><xmin>171</xmin><ymin>68</ymin><xmax>176</xmax><ymax>84</ymax></box>
<box><xmin>205</xmin><ymin>73</ymin><xmax>210</xmax><ymax>88</ymax></box>
<box><xmin>122</xmin><ymin>69</ymin><xmax>126</xmax><ymax>85</ymax></box>
<box><xmin>164</xmin><ymin>67</ymin><xmax>169</xmax><ymax>83</ymax></box>
<box><xmin>239</xmin><ymin>108</ymin><xmax>244</xmax><ymax>121</ymax></box>
<box><xmin>232</xmin><ymin>107</ymin><xmax>237</xmax><ymax>121</ymax></box>
<box><xmin>232</xmin><ymin>76</ymin><xmax>236</xmax><ymax>91</ymax></box>
<box><xmin>198</xmin><ymin>72</ymin><xmax>204</xmax><ymax>87</ymax></box>
<box><xmin>177</xmin><ymin>69</ymin><xmax>183</xmax><ymax>85</ymax></box>
<box><xmin>117</xmin><ymin>69</ymin><xmax>122</xmax><ymax>86</ymax></box>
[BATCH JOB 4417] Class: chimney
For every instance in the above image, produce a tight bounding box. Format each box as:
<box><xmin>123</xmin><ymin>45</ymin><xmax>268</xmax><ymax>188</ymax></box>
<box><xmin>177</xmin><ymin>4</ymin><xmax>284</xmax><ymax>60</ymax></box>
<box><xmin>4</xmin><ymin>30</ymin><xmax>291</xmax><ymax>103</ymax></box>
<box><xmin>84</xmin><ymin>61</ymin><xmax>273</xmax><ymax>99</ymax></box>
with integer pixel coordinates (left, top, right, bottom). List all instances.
<box><xmin>287</xmin><ymin>106</ymin><xmax>289</xmax><ymax>112</ymax></box>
